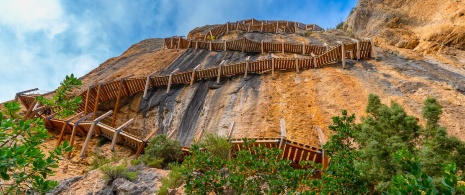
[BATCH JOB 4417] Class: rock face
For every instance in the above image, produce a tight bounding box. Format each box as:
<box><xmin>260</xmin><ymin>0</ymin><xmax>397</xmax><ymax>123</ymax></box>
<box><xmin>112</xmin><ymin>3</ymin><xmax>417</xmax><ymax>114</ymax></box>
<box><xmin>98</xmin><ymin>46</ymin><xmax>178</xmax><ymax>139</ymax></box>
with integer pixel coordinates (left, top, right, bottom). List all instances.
<box><xmin>346</xmin><ymin>0</ymin><xmax>465</xmax><ymax>67</ymax></box>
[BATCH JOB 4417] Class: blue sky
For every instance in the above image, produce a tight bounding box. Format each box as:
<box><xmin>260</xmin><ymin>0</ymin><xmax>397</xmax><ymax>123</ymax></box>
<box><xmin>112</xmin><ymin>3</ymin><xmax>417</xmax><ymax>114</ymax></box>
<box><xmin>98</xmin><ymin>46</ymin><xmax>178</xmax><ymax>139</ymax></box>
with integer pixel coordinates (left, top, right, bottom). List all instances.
<box><xmin>0</xmin><ymin>0</ymin><xmax>357</xmax><ymax>102</ymax></box>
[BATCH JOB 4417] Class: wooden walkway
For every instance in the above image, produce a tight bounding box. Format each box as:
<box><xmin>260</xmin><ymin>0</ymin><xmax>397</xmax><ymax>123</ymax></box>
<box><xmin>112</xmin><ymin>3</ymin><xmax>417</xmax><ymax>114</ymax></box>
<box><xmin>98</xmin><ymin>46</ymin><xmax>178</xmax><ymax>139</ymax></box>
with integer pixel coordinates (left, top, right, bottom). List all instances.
<box><xmin>188</xmin><ymin>18</ymin><xmax>323</xmax><ymax>41</ymax></box>
<box><xmin>15</xmin><ymin>20</ymin><xmax>376</xmax><ymax>166</ymax></box>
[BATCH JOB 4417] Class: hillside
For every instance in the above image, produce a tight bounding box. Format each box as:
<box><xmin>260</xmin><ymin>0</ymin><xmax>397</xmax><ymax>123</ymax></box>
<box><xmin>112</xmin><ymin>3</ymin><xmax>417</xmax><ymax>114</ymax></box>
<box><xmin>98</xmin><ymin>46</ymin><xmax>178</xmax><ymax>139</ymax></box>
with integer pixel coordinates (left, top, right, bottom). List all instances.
<box><xmin>12</xmin><ymin>10</ymin><xmax>465</xmax><ymax>194</ymax></box>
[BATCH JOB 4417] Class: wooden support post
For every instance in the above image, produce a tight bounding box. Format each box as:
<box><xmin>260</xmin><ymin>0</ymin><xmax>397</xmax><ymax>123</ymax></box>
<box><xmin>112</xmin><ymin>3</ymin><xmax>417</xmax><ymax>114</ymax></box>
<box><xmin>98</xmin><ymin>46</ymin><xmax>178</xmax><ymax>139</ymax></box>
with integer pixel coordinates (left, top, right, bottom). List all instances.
<box><xmin>275</xmin><ymin>21</ymin><xmax>279</xmax><ymax>34</ymax></box>
<box><xmin>305</xmin><ymin>24</ymin><xmax>308</xmax><ymax>30</ymax></box>
<box><xmin>224</xmin><ymin>40</ymin><xmax>227</xmax><ymax>51</ymax></box>
<box><xmin>176</xmin><ymin>36</ymin><xmax>181</xmax><ymax>51</ymax></box>
<box><xmin>111</xmin><ymin>118</ymin><xmax>135</xmax><ymax>151</ymax></box>
<box><xmin>294</xmin><ymin>54</ymin><xmax>300</xmax><ymax>73</ymax></box>
<box><xmin>351</xmin><ymin>39</ymin><xmax>360</xmax><ymax>60</ymax></box>
<box><xmin>244</xmin><ymin>56</ymin><xmax>250</xmax><ymax>79</ymax></box>
<box><xmin>209</xmin><ymin>41</ymin><xmax>212</xmax><ymax>51</ymax></box>
<box><xmin>247</xmin><ymin>24</ymin><xmax>250</xmax><ymax>32</ymax></box>
<box><xmin>324</xmin><ymin>43</ymin><xmax>329</xmax><ymax>52</ymax></box>
<box><xmin>92</xmin><ymin>83</ymin><xmax>102</xmax><ymax>120</ymax></box>
<box><xmin>312</xmin><ymin>24</ymin><xmax>316</xmax><ymax>31</ymax></box>
<box><xmin>111</xmin><ymin>75</ymin><xmax>132</xmax><ymax>127</ymax></box>
<box><xmin>336</xmin><ymin>41</ymin><xmax>346</xmax><ymax>69</ymax></box>
<box><xmin>261</xmin><ymin>40</ymin><xmax>264</xmax><ymax>54</ymax></box>
<box><xmin>135</xmin><ymin>127</ymin><xmax>159</xmax><ymax>157</ymax></box>
<box><xmin>190</xmin><ymin>64</ymin><xmax>200</xmax><ymax>87</ymax></box>
<box><xmin>241</xmin><ymin>38</ymin><xmax>246</xmax><ymax>53</ymax></box>
<box><xmin>195</xmin><ymin>41</ymin><xmax>198</xmax><ymax>49</ymax></box>
<box><xmin>187</xmin><ymin>39</ymin><xmax>192</xmax><ymax>48</ymax></box>
<box><xmin>143</xmin><ymin>71</ymin><xmax>158</xmax><ymax>99</ymax></box>
<box><xmin>217</xmin><ymin>60</ymin><xmax>226</xmax><ymax>84</ymax></box>
<box><xmin>311</xmin><ymin>53</ymin><xmax>317</xmax><ymax>68</ymax></box>
<box><xmin>170</xmin><ymin>37</ymin><xmax>174</xmax><ymax>49</ymax></box>
<box><xmin>80</xmin><ymin>110</ymin><xmax>113</xmax><ymax>159</ymax></box>
<box><xmin>279</xmin><ymin>118</ymin><xmax>286</xmax><ymax>149</ymax></box>
<box><xmin>282</xmin><ymin>41</ymin><xmax>285</xmax><ymax>54</ymax></box>
<box><xmin>364</xmin><ymin>38</ymin><xmax>377</xmax><ymax>60</ymax></box>
<box><xmin>24</xmin><ymin>101</ymin><xmax>36</xmax><ymax>119</ymax></box>
<box><xmin>261</xmin><ymin>22</ymin><xmax>263</xmax><ymax>32</ymax></box>
<box><xmin>302</xmin><ymin>42</ymin><xmax>305</xmax><ymax>55</ymax></box>
<box><xmin>83</xmin><ymin>85</ymin><xmax>92</xmax><ymax>114</ymax></box>
<box><xmin>227</xmin><ymin>121</ymin><xmax>235</xmax><ymax>139</ymax></box>
<box><xmin>271</xmin><ymin>55</ymin><xmax>275</xmax><ymax>79</ymax></box>
<box><xmin>67</xmin><ymin>112</ymin><xmax>93</xmax><ymax>159</ymax></box>
<box><xmin>167</xmin><ymin>68</ymin><xmax>180</xmax><ymax>94</ymax></box>
<box><xmin>55</xmin><ymin>112</ymin><xmax>84</xmax><ymax>148</ymax></box>
<box><xmin>226</xmin><ymin>22</ymin><xmax>229</xmax><ymax>32</ymax></box>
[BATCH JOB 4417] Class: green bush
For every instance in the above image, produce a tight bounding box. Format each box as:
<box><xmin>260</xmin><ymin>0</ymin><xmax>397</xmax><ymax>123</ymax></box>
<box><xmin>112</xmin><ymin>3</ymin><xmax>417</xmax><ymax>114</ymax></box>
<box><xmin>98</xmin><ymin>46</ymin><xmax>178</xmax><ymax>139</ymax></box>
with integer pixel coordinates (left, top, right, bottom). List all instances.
<box><xmin>140</xmin><ymin>134</ymin><xmax>182</xmax><ymax>168</ymax></box>
<box><xmin>159</xmin><ymin>163</ymin><xmax>185</xmax><ymax>195</ymax></box>
<box><xmin>99</xmin><ymin>164</ymin><xmax>139</xmax><ymax>183</ymax></box>
<box><xmin>0</xmin><ymin>75</ymin><xmax>79</xmax><ymax>194</ymax></box>
<box><xmin>89</xmin><ymin>150</ymin><xmax>122</xmax><ymax>170</ymax></box>
<box><xmin>336</xmin><ymin>22</ymin><xmax>344</xmax><ymax>30</ymax></box>
<box><xmin>199</xmin><ymin>133</ymin><xmax>231</xmax><ymax>160</ymax></box>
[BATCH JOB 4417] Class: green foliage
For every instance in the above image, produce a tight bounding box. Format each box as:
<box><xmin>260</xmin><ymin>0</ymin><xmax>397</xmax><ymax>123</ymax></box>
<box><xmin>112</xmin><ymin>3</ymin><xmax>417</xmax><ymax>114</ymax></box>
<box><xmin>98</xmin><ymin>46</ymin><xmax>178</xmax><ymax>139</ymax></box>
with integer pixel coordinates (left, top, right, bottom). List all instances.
<box><xmin>36</xmin><ymin>74</ymin><xmax>82</xmax><ymax>118</ymax></box>
<box><xmin>159</xmin><ymin>163</ymin><xmax>185</xmax><ymax>195</ymax></box>
<box><xmin>182</xmin><ymin>139</ymin><xmax>315</xmax><ymax>194</ymax></box>
<box><xmin>99</xmin><ymin>164</ymin><xmax>139</xmax><ymax>183</ymax></box>
<box><xmin>311</xmin><ymin>110</ymin><xmax>368</xmax><ymax>195</ymax></box>
<box><xmin>89</xmin><ymin>150</ymin><xmax>123</xmax><ymax>171</ymax></box>
<box><xmin>0</xmin><ymin>75</ymin><xmax>80</xmax><ymax>194</ymax></box>
<box><xmin>354</xmin><ymin>94</ymin><xmax>421</xmax><ymax>191</ymax></box>
<box><xmin>386</xmin><ymin>148</ymin><xmax>465</xmax><ymax>195</ymax></box>
<box><xmin>130</xmin><ymin>158</ymin><xmax>142</xmax><ymax>166</ymax></box>
<box><xmin>140</xmin><ymin>134</ymin><xmax>182</xmax><ymax>168</ymax></box>
<box><xmin>198</xmin><ymin>133</ymin><xmax>231</xmax><ymax>160</ymax></box>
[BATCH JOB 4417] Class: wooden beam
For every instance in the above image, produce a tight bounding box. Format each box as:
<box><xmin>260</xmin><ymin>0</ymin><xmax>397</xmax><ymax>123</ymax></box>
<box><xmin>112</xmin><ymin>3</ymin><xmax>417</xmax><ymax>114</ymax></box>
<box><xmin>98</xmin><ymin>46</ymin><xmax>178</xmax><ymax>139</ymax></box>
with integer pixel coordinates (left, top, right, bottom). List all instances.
<box><xmin>55</xmin><ymin>112</ymin><xmax>83</xmax><ymax>148</ymax></box>
<box><xmin>14</xmin><ymin>88</ymin><xmax>38</xmax><ymax>101</ymax></box>
<box><xmin>217</xmin><ymin>60</ymin><xmax>226</xmax><ymax>84</ymax></box>
<box><xmin>241</xmin><ymin>38</ymin><xmax>246</xmax><ymax>53</ymax></box>
<box><xmin>351</xmin><ymin>39</ymin><xmax>360</xmax><ymax>60</ymax></box>
<box><xmin>223</xmin><ymin>40</ymin><xmax>227</xmax><ymax>51</ymax></box>
<box><xmin>227</xmin><ymin>121</ymin><xmax>235</xmax><ymax>139</ymax></box>
<box><xmin>190</xmin><ymin>64</ymin><xmax>200</xmax><ymax>87</ymax></box>
<box><xmin>311</xmin><ymin>53</ymin><xmax>317</xmax><ymax>68</ymax></box>
<box><xmin>24</xmin><ymin>101</ymin><xmax>36</xmax><ymax>120</ymax></box>
<box><xmin>67</xmin><ymin>112</ymin><xmax>94</xmax><ymax>159</ymax></box>
<box><xmin>324</xmin><ymin>43</ymin><xmax>329</xmax><ymax>52</ymax></box>
<box><xmin>83</xmin><ymin>85</ymin><xmax>92</xmax><ymax>114</ymax></box>
<box><xmin>261</xmin><ymin>40</ymin><xmax>264</xmax><ymax>54</ymax></box>
<box><xmin>80</xmin><ymin>110</ymin><xmax>113</xmax><ymax>159</ymax></box>
<box><xmin>209</xmin><ymin>41</ymin><xmax>212</xmax><ymax>51</ymax></box>
<box><xmin>279</xmin><ymin>118</ymin><xmax>286</xmax><ymax>149</ymax></box>
<box><xmin>167</xmin><ymin>68</ymin><xmax>179</xmax><ymax>94</ymax></box>
<box><xmin>302</xmin><ymin>42</ymin><xmax>305</xmax><ymax>55</ymax></box>
<box><xmin>336</xmin><ymin>41</ymin><xmax>346</xmax><ymax>69</ymax></box>
<box><xmin>294</xmin><ymin>54</ymin><xmax>300</xmax><ymax>73</ymax></box>
<box><xmin>282</xmin><ymin>41</ymin><xmax>284</xmax><ymax>54</ymax></box>
<box><xmin>143</xmin><ymin>71</ymin><xmax>158</xmax><ymax>99</ymax></box>
<box><xmin>111</xmin><ymin>80</ymin><xmax>124</xmax><ymax>127</ymax></box>
<box><xmin>244</xmin><ymin>56</ymin><xmax>250</xmax><ymax>79</ymax></box>
<box><xmin>271</xmin><ymin>54</ymin><xmax>275</xmax><ymax>79</ymax></box>
<box><xmin>92</xmin><ymin>83</ymin><xmax>102</xmax><ymax>120</ymax></box>
<box><xmin>111</xmin><ymin>118</ymin><xmax>135</xmax><ymax>151</ymax></box>
<box><xmin>195</xmin><ymin>41</ymin><xmax>198</xmax><ymax>49</ymax></box>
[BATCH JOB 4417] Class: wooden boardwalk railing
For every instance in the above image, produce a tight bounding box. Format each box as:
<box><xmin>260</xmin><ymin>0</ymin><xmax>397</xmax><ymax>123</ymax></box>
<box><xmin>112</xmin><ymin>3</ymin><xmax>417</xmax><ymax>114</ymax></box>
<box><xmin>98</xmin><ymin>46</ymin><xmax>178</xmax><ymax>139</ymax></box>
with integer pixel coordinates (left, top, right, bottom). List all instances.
<box><xmin>188</xmin><ymin>18</ymin><xmax>323</xmax><ymax>41</ymax></box>
<box><xmin>16</xmin><ymin>22</ymin><xmax>375</xmax><ymax>164</ymax></box>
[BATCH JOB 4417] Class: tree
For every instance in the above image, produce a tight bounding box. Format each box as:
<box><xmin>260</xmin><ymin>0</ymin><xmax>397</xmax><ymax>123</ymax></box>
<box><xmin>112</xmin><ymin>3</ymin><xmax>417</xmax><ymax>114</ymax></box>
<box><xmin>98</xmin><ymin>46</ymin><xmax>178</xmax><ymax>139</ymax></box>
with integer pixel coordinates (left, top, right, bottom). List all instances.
<box><xmin>311</xmin><ymin>110</ymin><xmax>368</xmax><ymax>195</ymax></box>
<box><xmin>0</xmin><ymin>75</ymin><xmax>80</xmax><ymax>194</ymax></box>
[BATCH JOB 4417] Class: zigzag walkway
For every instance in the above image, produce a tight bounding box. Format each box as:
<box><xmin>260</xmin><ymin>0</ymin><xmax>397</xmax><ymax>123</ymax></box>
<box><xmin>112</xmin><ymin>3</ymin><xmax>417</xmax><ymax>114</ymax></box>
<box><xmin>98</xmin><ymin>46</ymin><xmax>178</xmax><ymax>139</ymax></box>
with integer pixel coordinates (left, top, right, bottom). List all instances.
<box><xmin>15</xmin><ymin>23</ymin><xmax>376</xmax><ymax>166</ymax></box>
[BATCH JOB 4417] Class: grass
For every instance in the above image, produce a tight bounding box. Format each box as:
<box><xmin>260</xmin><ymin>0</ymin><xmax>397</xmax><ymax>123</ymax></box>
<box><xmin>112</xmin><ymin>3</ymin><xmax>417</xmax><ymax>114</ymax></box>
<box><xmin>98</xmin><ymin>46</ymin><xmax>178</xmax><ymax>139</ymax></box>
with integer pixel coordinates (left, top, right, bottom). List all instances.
<box><xmin>158</xmin><ymin>163</ymin><xmax>184</xmax><ymax>195</ymax></box>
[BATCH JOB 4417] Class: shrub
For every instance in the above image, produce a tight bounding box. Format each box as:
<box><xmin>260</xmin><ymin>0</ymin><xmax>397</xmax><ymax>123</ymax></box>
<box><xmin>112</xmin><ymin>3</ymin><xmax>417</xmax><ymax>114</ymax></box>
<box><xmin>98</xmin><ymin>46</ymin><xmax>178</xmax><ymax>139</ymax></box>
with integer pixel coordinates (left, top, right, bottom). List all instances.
<box><xmin>89</xmin><ymin>150</ymin><xmax>122</xmax><ymax>170</ymax></box>
<box><xmin>0</xmin><ymin>75</ymin><xmax>79</xmax><ymax>194</ymax></box>
<box><xmin>336</xmin><ymin>22</ymin><xmax>344</xmax><ymax>30</ymax></box>
<box><xmin>140</xmin><ymin>134</ymin><xmax>182</xmax><ymax>168</ymax></box>
<box><xmin>198</xmin><ymin>133</ymin><xmax>231</xmax><ymax>160</ymax></box>
<box><xmin>159</xmin><ymin>163</ymin><xmax>185</xmax><ymax>195</ymax></box>
<box><xmin>99</xmin><ymin>164</ymin><xmax>139</xmax><ymax>183</ymax></box>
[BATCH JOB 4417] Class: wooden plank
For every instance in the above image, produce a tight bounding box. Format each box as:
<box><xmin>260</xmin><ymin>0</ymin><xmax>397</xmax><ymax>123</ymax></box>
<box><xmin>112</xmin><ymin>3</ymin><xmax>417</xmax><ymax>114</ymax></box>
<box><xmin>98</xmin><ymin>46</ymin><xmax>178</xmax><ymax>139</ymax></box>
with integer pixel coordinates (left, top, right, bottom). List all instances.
<box><xmin>143</xmin><ymin>71</ymin><xmax>158</xmax><ymax>99</ymax></box>
<box><xmin>271</xmin><ymin>55</ymin><xmax>275</xmax><ymax>79</ymax></box>
<box><xmin>111</xmin><ymin>80</ymin><xmax>124</xmax><ymax>127</ymax></box>
<box><xmin>337</xmin><ymin>41</ymin><xmax>346</xmax><ymax>69</ymax></box>
<box><xmin>227</xmin><ymin>121</ymin><xmax>235</xmax><ymax>139</ymax></box>
<box><xmin>294</xmin><ymin>54</ymin><xmax>300</xmax><ymax>73</ymax></box>
<box><xmin>167</xmin><ymin>68</ymin><xmax>180</xmax><ymax>93</ymax></box>
<box><xmin>244</xmin><ymin>56</ymin><xmax>250</xmax><ymax>79</ymax></box>
<box><xmin>67</xmin><ymin>112</ymin><xmax>94</xmax><ymax>159</ymax></box>
<box><xmin>92</xmin><ymin>84</ymin><xmax>102</xmax><ymax>120</ymax></box>
<box><xmin>83</xmin><ymin>86</ymin><xmax>92</xmax><ymax>114</ymax></box>
<box><xmin>216</xmin><ymin>60</ymin><xmax>226</xmax><ymax>84</ymax></box>
<box><xmin>111</xmin><ymin>118</ymin><xmax>135</xmax><ymax>151</ymax></box>
<box><xmin>80</xmin><ymin>110</ymin><xmax>113</xmax><ymax>159</ymax></box>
